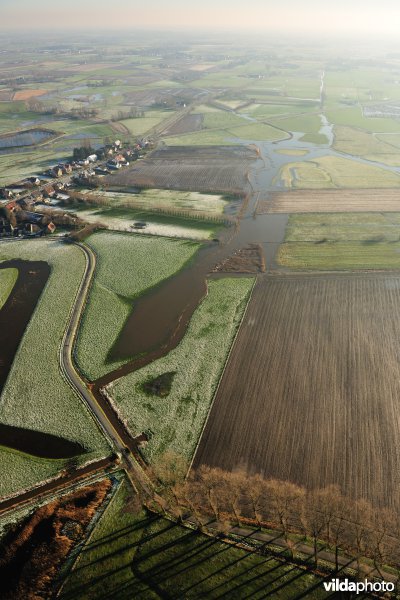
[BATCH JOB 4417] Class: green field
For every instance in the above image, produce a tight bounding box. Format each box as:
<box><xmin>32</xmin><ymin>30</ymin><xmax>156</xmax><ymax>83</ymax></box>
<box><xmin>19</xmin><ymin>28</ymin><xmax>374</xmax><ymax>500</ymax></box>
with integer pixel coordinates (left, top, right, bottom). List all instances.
<box><xmin>120</xmin><ymin>111</ymin><xmax>173</xmax><ymax>135</ymax></box>
<box><xmin>163</xmin><ymin>128</ymin><xmax>235</xmax><ymax>146</ymax></box>
<box><xmin>278</xmin><ymin>213</ymin><xmax>400</xmax><ymax>269</ymax></box>
<box><xmin>80</xmin><ymin>206</ymin><xmax>219</xmax><ymax>240</ymax></box>
<box><xmin>0</xmin><ymin>240</ymin><xmax>110</xmax><ymax>498</ymax></box>
<box><xmin>76</xmin><ymin>233</ymin><xmax>199</xmax><ymax>380</ymax></box>
<box><xmin>279</xmin><ymin>155</ymin><xmax>400</xmax><ymax>188</ymax></box>
<box><xmin>107</xmin><ymin>277</ymin><xmax>254</xmax><ymax>461</ymax></box>
<box><xmin>333</xmin><ymin>125</ymin><xmax>400</xmax><ymax>166</ymax></box>
<box><xmin>0</xmin><ymin>268</ymin><xmax>18</xmax><ymax>309</ymax></box>
<box><xmin>326</xmin><ymin>107</ymin><xmax>400</xmax><ymax>133</ymax></box>
<box><xmin>60</xmin><ymin>478</ymin><xmax>327</xmax><ymax>600</ymax></box>
<box><xmin>78</xmin><ymin>188</ymin><xmax>230</xmax><ymax>216</ymax></box>
<box><xmin>269</xmin><ymin>113</ymin><xmax>327</xmax><ymax>144</ymax></box>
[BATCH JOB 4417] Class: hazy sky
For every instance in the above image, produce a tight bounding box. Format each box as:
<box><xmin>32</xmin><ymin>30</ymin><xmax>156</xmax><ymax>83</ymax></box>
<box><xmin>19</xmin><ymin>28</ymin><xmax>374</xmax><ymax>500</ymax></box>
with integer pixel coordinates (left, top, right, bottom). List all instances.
<box><xmin>1</xmin><ymin>0</ymin><xmax>400</xmax><ymax>37</ymax></box>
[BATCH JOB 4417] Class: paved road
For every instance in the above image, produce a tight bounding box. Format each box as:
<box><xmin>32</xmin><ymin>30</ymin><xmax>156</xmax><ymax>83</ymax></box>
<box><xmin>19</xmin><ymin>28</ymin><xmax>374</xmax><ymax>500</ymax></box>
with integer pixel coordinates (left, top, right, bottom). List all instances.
<box><xmin>59</xmin><ymin>241</ymin><xmax>154</xmax><ymax>496</ymax></box>
<box><xmin>0</xmin><ymin>237</ymin><xmax>153</xmax><ymax>516</ymax></box>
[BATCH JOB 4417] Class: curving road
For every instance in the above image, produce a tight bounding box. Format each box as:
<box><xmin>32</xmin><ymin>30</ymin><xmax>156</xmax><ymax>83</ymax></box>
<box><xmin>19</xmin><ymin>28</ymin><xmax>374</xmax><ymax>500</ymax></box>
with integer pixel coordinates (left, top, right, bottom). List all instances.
<box><xmin>0</xmin><ymin>236</ymin><xmax>153</xmax><ymax>516</ymax></box>
<box><xmin>59</xmin><ymin>240</ymin><xmax>153</xmax><ymax>496</ymax></box>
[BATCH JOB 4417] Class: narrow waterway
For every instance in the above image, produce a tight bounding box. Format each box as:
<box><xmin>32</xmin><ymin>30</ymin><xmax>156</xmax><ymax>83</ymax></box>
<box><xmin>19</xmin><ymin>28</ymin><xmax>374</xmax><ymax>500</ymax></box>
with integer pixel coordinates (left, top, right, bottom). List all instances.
<box><xmin>97</xmin><ymin>118</ymin><xmax>400</xmax><ymax>386</ymax></box>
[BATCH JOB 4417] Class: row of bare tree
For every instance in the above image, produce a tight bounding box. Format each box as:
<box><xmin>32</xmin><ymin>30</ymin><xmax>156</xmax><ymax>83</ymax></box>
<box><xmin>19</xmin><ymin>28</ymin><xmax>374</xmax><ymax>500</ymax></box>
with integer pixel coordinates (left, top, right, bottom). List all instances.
<box><xmin>146</xmin><ymin>452</ymin><xmax>400</xmax><ymax>578</ymax></box>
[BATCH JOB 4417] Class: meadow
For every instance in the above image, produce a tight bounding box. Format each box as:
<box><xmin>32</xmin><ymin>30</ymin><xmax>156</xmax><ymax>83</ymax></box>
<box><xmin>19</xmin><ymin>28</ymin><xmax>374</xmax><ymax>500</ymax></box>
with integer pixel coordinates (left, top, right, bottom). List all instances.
<box><xmin>264</xmin><ymin>189</ymin><xmax>400</xmax><ymax>213</ymax></box>
<box><xmin>276</xmin><ymin>212</ymin><xmax>400</xmax><ymax>270</ymax></box>
<box><xmin>106</xmin><ymin>277</ymin><xmax>254</xmax><ymax>461</ymax></box>
<box><xmin>76</xmin><ymin>233</ymin><xmax>199</xmax><ymax>381</ymax></box>
<box><xmin>278</xmin><ymin>155</ymin><xmax>400</xmax><ymax>188</ymax></box>
<box><xmin>333</xmin><ymin>125</ymin><xmax>400</xmax><ymax>166</ymax></box>
<box><xmin>60</xmin><ymin>477</ymin><xmax>327</xmax><ymax>600</ymax></box>
<box><xmin>0</xmin><ymin>240</ymin><xmax>110</xmax><ymax>498</ymax></box>
<box><xmin>0</xmin><ymin>268</ymin><xmax>18</xmax><ymax>310</ymax></box>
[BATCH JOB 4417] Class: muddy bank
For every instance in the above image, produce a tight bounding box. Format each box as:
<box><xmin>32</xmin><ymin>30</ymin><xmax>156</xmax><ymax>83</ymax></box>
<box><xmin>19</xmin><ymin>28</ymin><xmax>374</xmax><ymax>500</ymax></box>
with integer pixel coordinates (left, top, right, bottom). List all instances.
<box><xmin>97</xmin><ymin>148</ymin><xmax>289</xmax><ymax>385</ymax></box>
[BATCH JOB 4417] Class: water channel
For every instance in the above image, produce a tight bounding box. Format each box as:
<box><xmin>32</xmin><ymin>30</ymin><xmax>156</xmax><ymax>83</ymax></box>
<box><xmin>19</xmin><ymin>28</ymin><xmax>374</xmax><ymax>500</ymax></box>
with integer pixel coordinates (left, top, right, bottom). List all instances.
<box><xmin>97</xmin><ymin>113</ymin><xmax>400</xmax><ymax>389</ymax></box>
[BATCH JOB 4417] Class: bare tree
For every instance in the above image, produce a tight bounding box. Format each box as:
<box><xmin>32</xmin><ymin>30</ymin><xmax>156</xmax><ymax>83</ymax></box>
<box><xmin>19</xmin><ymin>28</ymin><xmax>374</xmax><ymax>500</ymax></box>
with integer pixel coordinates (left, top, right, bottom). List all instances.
<box><xmin>265</xmin><ymin>479</ymin><xmax>305</xmax><ymax>552</ymax></box>
<box><xmin>246</xmin><ymin>473</ymin><xmax>266</xmax><ymax>528</ymax></box>
<box><xmin>219</xmin><ymin>469</ymin><xmax>247</xmax><ymax>526</ymax></box>
<box><xmin>196</xmin><ymin>465</ymin><xmax>225</xmax><ymax>522</ymax></box>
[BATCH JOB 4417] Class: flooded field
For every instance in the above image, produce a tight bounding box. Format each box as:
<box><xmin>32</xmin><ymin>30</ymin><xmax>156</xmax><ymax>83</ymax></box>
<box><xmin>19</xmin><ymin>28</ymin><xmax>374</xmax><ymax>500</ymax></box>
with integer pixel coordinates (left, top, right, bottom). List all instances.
<box><xmin>0</xmin><ymin>128</ymin><xmax>58</xmax><ymax>154</ymax></box>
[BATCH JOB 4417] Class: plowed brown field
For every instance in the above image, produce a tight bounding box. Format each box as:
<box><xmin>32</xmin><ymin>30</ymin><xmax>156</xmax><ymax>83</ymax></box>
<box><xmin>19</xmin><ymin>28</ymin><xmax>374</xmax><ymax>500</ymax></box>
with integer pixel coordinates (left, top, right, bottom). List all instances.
<box><xmin>107</xmin><ymin>145</ymin><xmax>256</xmax><ymax>194</ymax></box>
<box><xmin>193</xmin><ymin>273</ymin><xmax>400</xmax><ymax>510</ymax></box>
<box><xmin>259</xmin><ymin>189</ymin><xmax>400</xmax><ymax>213</ymax></box>
<box><xmin>13</xmin><ymin>89</ymin><xmax>48</xmax><ymax>101</ymax></box>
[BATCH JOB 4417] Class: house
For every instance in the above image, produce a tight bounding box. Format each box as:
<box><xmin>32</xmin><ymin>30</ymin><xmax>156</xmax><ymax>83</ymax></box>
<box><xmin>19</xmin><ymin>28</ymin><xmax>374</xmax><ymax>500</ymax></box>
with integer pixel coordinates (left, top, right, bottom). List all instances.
<box><xmin>94</xmin><ymin>167</ymin><xmax>110</xmax><ymax>175</ymax></box>
<box><xmin>58</xmin><ymin>163</ymin><xmax>72</xmax><ymax>175</ymax></box>
<box><xmin>5</xmin><ymin>200</ymin><xmax>18</xmax><ymax>213</ymax></box>
<box><xmin>31</xmin><ymin>190</ymin><xmax>44</xmax><ymax>203</ymax></box>
<box><xmin>106</xmin><ymin>160</ymin><xmax>121</xmax><ymax>170</ymax></box>
<box><xmin>25</xmin><ymin>176</ymin><xmax>41</xmax><ymax>186</ymax></box>
<box><xmin>50</xmin><ymin>167</ymin><xmax>63</xmax><ymax>178</ymax></box>
<box><xmin>16</xmin><ymin>197</ymin><xmax>33</xmax><ymax>211</ymax></box>
<box><xmin>43</xmin><ymin>184</ymin><xmax>56</xmax><ymax>198</ymax></box>
<box><xmin>0</xmin><ymin>188</ymin><xmax>14</xmax><ymax>199</ymax></box>
<box><xmin>87</xmin><ymin>154</ymin><xmax>98</xmax><ymax>163</ymax></box>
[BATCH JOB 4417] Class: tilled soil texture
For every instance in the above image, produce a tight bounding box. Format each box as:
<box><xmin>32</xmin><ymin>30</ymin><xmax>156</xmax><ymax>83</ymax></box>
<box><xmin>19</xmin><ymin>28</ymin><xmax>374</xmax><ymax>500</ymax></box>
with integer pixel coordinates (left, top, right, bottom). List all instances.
<box><xmin>259</xmin><ymin>189</ymin><xmax>400</xmax><ymax>213</ymax></box>
<box><xmin>193</xmin><ymin>273</ymin><xmax>400</xmax><ymax>511</ymax></box>
<box><xmin>106</xmin><ymin>145</ymin><xmax>257</xmax><ymax>195</ymax></box>
<box><xmin>163</xmin><ymin>114</ymin><xmax>204</xmax><ymax>136</ymax></box>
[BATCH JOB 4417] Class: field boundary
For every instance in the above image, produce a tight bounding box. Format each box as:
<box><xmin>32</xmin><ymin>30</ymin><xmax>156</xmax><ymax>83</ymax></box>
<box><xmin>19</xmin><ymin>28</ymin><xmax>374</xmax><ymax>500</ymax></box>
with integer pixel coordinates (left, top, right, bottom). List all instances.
<box><xmin>187</xmin><ymin>275</ymin><xmax>257</xmax><ymax>476</ymax></box>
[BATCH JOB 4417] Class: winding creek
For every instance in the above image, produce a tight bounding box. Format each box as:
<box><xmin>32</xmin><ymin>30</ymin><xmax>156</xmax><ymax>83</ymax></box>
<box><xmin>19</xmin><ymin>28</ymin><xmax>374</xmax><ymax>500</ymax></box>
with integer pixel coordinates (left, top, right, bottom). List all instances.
<box><xmin>96</xmin><ymin>113</ymin><xmax>400</xmax><ymax>389</ymax></box>
<box><xmin>3</xmin><ymin>111</ymin><xmax>400</xmax><ymax>457</ymax></box>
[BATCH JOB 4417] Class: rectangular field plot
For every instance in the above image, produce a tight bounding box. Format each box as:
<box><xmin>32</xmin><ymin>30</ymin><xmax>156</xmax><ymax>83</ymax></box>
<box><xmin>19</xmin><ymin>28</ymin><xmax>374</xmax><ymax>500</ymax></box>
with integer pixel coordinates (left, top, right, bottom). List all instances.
<box><xmin>193</xmin><ymin>274</ymin><xmax>400</xmax><ymax>510</ymax></box>
<box><xmin>106</xmin><ymin>145</ymin><xmax>256</xmax><ymax>195</ymax></box>
<box><xmin>261</xmin><ymin>189</ymin><xmax>400</xmax><ymax>213</ymax></box>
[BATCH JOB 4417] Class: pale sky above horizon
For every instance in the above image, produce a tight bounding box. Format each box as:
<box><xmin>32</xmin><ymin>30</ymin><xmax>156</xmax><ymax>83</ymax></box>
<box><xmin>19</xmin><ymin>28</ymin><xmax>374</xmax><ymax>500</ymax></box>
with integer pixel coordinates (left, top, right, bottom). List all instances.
<box><xmin>1</xmin><ymin>0</ymin><xmax>400</xmax><ymax>37</ymax></box>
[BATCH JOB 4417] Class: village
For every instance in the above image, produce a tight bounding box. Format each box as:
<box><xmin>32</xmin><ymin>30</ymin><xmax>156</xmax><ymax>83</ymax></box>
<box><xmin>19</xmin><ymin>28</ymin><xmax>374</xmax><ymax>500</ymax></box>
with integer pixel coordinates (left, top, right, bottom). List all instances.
<box><xmin>0</xmin><ymin>138</ymin><xmax>151</xmax><ymax>238</ymax></box>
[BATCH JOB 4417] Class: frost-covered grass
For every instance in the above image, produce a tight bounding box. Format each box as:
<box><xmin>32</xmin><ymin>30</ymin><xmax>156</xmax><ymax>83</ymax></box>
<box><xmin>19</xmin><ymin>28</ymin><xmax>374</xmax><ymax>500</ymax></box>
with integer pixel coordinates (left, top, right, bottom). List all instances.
<box><xmin>0</xmin><ymin>447</ymin><xmax>66</xmax><ymax>500</ymax></box>
<box><xmin>0</xmin><ymin>239</ymin><xmax>110</xmax><ymax>498</ymax></box>
<box><xmin>0</xmin><ymin>268</ymin><xmax>18</xmax><ymax>309</ymax></box>
<box><xmin>64</xmin><ymin>207</ymin><xmax>218</xmax><ymax>240</ymax></box>
<box><xmin>76</xmin><ymin>233</ymin><xmax>200</xmax><ymax>380</ymax></box>
<box><xmin>79</xmin><ymin>188</ymin><xmax>229</xmax><ymax>215</ymax></box>
<box><xmin>107</xmin><ymin>277</ymin><xmax>254</xmax><ymax>462</ymax></box>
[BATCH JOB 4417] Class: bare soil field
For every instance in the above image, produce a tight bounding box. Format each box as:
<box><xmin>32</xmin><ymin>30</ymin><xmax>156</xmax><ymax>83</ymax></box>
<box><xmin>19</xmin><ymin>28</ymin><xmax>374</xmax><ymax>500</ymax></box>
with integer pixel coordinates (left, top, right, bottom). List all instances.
<box><xmin>163</xmin><ymin>114</ymin><xmax>203</xmax><ymax>136</ymax></box>
<box><xmin>13</xmin><ymin>89</ymin><xmax>48</xmax><ymax>101</ymax></box>
<box><xmin>107</xmin><ymin>145</ymin><xmax>256</xmax><ymax>194</ymax></box>
<box><xmin>193</xmin><ymin>273</ymin><xmax>400</xmax><ymax>510</ymax></box>
<box><xmin>259</xmin><ymin>189</ymin><xmax>400</xmax><ymax>213</ymax></box>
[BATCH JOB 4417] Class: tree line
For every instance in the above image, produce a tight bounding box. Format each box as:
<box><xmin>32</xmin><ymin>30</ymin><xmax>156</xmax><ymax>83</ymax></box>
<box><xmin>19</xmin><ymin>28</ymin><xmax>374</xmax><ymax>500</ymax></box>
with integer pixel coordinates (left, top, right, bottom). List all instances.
<box><xmin>144</xmin><ymin>452</ymin><xmax>400</xmax><ymax>579</ymax></box>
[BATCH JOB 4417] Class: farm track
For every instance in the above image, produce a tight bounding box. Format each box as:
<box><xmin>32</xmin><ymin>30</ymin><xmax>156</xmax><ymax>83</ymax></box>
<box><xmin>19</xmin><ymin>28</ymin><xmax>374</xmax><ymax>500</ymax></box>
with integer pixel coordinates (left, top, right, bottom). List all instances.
<box><xmin>194</xmin><ymin>272</ymin><xmax>400</xmax><ymax>511</ymax></box>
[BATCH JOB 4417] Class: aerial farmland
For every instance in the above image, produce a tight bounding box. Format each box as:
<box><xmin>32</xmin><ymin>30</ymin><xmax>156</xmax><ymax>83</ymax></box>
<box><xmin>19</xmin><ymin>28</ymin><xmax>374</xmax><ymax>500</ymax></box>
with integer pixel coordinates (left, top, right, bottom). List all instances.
<box><xmin>2</xmin><ymin>28</ymin><xmax>400</xmax><ymax>597</ymax></box>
